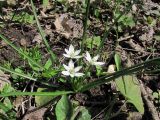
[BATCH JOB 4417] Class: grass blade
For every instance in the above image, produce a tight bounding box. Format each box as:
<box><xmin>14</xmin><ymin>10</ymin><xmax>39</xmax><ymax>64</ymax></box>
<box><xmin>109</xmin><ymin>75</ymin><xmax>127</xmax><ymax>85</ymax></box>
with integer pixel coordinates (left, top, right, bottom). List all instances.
<box><xmin>81</xmin><ymin>0</ymin><xmax>90</xmax><ymax>52</ymax></box>
<box><xmin>0</xmin><ymin>91</ymin><xmax>73</xmax><ymax>97</ymax></box>
<box><xmin>30</xmin><ymin>0</ymin><xmax>57</xmax><ymax>62</ymax></box>
<box><xmin>0</xmin><ymin>65</ymin><xmax>37</xmax><ymax>81</ymax></box>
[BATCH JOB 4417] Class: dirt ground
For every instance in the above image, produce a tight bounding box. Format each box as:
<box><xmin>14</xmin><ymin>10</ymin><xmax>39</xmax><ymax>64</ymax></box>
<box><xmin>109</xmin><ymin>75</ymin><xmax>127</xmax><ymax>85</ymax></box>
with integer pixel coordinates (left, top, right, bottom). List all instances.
<box><xmin>0</xmin><ymin>0</ymin><xmax>160</xmax><ymax>120</ymax></box>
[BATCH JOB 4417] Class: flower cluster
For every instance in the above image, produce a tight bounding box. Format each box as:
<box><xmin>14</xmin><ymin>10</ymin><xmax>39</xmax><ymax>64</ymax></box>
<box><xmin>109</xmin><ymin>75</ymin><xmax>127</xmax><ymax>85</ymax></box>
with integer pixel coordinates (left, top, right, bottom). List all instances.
<box><xmin>62</xmin><ymin>44</ymin><xmax>105</xmax><ymax>77</ymax></box>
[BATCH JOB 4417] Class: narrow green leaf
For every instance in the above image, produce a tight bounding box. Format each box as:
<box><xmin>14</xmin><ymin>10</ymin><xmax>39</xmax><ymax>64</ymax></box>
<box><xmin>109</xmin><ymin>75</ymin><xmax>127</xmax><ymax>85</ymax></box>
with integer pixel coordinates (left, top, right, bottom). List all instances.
<box><xmin>79</xmin><ymin>57</ymin><xmax>160</xmax><ymax>92</ymax></box>
<box><xmin>42</xmin><ymin>69</ymin><xmax>58</xmax><ymax>78</ymax></box>
<box><xmin>0</xmin><ymin>66</ymin><xmax>37</xmax><ymax>81</ymax></box>
<box><xmin>30</xmin><ymin>0</ymin><xmax>57</xmax><ymax>62</ymax></box>
<box><xmin>55</xmin><ymin>95</ymin><xmax>73</xmax><ymax>120</ymax></box>
<box><xmin>114</xmin><ymin>53</ymin><xmax>121</xmax><ymax>71</ymax></box>
<box><xmin>0</xmin><ymin>91</ymin><xmax>73</xmax><ymax>97</ymax></box>
<box><xmin>44</xmin><ymin>58</ymin><xmax>52</xmax><ymax>70</ymax></box>
<box><xmin>116</xmin><ymin>75</ymin><xmax>144</xmax><ymax>114</ymax></box>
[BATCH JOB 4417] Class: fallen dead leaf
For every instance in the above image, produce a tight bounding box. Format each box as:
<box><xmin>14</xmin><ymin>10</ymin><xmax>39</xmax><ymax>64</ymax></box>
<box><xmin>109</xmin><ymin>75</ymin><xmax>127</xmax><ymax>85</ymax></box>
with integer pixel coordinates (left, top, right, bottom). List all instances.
<box><xmin>0</xmin><ymin>40</ymin><xmax>8</xmax><ymax>47</ymax></box>
<box><xmin>128</xmin><ymin>39</ymin><xmax>145</xmax><ymax>52</ymax></box>
<box><xmin>33</xmin><ymin>34</ymin><xmax>42</xmax><ymax>44</ymax></box>
<box><xmin>20</xmin><ymin>38</ymin><xmax>27</xmax><ymax>47</ymax></box>
<box><xmin>22</xmin><ymin>106</ymin><xmax>47</xmax><ymax>120</ymax></box>
<box><xmin>13</xmin><ymin>96</ymin><xmax>24</xmax><ymax>111</ymax></box>
<box><xmin>54</xmin><ymin>14</ymin><xmax>71</xmax><ymax>38</ymax></box>
<box><xmin>54</xmin><ymin>14</ymin><xmax>83</xmax><ymax>39</ymax></box>
<box><xmin>13</xmin><ymin>96</ymin><xmax>24</xmax><ymax>118</ymax></box>
<box><xmin>107</xmin><ymin>64</ymin><xmax>115</xmax><ymax>73</ymax></box>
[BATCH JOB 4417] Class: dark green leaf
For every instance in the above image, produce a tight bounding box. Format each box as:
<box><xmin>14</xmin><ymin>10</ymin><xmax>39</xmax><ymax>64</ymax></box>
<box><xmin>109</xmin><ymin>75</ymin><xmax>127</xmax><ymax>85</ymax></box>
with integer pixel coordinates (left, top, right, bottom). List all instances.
<box><xmin>35</xmin><ymin>88</ymin><xmax>55</xmax><ymax>107</ymax></box>
<box><xmin>115</xmin><ymin>75</ymin><xmax>144</xmax><ymax>113</ymax></box>
<box><xmin>76</xmin><ymin>107</ymin><xmax>91</xmax><ymax>120</ymax></box>
<box><xmin>55</xmin><ymin>95</ymin><xmax>73</xmax><ymax>120</ymax></box>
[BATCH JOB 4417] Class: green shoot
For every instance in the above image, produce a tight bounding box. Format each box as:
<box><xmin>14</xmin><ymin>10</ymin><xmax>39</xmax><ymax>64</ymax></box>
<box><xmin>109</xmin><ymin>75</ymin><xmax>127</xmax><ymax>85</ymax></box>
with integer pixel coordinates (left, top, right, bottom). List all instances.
<box><xmin>0</xmin><ymin>34</ymin><xmax>44</xmax><ymax>70</ymax></box>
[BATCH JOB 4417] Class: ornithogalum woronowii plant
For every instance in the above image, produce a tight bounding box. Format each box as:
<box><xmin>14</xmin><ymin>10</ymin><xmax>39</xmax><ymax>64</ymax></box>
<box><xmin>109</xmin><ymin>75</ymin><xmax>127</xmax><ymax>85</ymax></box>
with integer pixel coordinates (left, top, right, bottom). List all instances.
<box><xmin>62</xmin><ymin>44</ymin><xmax>105</xmax><ymax>91</ymax></box>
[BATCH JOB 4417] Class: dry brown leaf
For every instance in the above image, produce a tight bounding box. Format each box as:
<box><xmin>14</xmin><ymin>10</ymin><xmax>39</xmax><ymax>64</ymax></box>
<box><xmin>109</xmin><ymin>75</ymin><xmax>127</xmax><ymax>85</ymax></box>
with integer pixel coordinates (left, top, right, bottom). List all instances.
<box><xmin>44</xmin><ymin>25</ymin><xmax>52</xmax><ymax>36</ymax></box>
<box><xmin>13</xmin><ymin>96</ymin><xmax>24</xmax><ymax>111</ymax></box>
<box><xmin>107</xmin><ymin>64</ymin><xmax>115</xmax><ymax>73</ymax></box>
<box><xmin>54</xmin><ymin>14</ymin><xmax>72</xmax><ymax>38</ymax></box>
<box><xmin>54</xmin><ymin>14</ymin><xmax>83</xmax><ymax>39</ymax></box>
<box><xmin>0</xmin><ymin>40</ymin><xmax>8</xmax><ymax>47</ymax></box>
<box><xmin>20</xmin><ymin>38</ymin><xmax>27</xmax><ymax>47</ymax></box>
<box><xmin>128</xmin><ymin>39</ymin><xmax>145</xmax><ymax>52</ymax></box>
<box><xmin>7</xmin><ymin>0</ymin><xmax>16</xmax><ymax>6</ymax></box>
<box><xmin>68</xmin><ymin>0</ymin><xmax>78</xmax><ymax>3</ymax></box>
<box><xmin>22</xmin><ymin>106</ymin><xmax>47</xmax><ymax>120</ymax></box>
<box><xmin>33</xmin><ymin>34</ymin><xmax>42</xmax><ymax>44</ymax></box>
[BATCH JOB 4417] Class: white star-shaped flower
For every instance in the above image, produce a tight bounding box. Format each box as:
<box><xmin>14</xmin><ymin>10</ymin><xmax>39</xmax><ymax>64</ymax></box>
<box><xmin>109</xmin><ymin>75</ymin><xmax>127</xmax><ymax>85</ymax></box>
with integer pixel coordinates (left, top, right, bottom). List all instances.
<box><xmin>62</xmin><ymin>60</ymin><xmax>84</xmax><ymax>77</ymax></box>
<box><xmin>85</xmin><ymin>51</ymin><xmax>105</xmax><ymax>66</ymax></box>
<box><xmin>63</xmin><ymin>44</ymin><xmax>82</xmax><ymax>59</ymax></box>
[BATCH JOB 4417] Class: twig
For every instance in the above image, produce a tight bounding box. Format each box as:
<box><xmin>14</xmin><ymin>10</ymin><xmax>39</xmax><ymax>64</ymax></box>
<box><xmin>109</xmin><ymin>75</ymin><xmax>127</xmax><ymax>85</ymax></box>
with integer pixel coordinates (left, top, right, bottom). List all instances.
<box><xmin>91</xmin><ymin>106</ymin><xmax>108</xmax><ymax>120</ymax></box>
<box><xmin>117</xmin><ymin>35</ymin><xmax>134</xmax><ymax>42</ymax></box>
<box><xmin>140</xmin><ymin>80</ymin><xmax>160</xmax><ymax>120</ymax></box>
<box><xmin>0</xmin><ymin>77</ymin><xmax>11</xmax><ymax>84</ymax></box>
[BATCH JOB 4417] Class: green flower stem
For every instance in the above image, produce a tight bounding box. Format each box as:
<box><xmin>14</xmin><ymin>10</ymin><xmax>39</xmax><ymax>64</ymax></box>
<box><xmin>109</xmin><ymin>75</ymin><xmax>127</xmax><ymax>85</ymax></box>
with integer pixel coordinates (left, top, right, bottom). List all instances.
<box><xmin>84</xmin><ymin>65</ymin><xmax>91</xmax><ymax>77</ymax></box>
<box><xmin>74</xmin><ymin>65</ymin><xmax>91</xmax><ymax>91</ymax></box>
<box><xmin>79</xmin><ymin>57</ymin><xmax>160</xmax><ymax>92</ymax></box>
<box><xmin>0</xmin><ymin>34</ymin><xmax>44</xmax><ymax>70</ymax></box>
<box><xmin>30</xmin><ymin>0</ymin><xmax>57</xmax><ymax>62</ymax></box>
<box><xmin>81</xmin><ymin>0</ymin><xmax>90</xmax><ymax>52</ymax></box>
<box><xmin>0</xmin><ymin>66</ymin><xmax>36</xmax><ymax>81</ymax></box>
<box><xmin>70</xmin><ymin>77</ymin><xmax>76</xmax><ymax>91</ymax></box>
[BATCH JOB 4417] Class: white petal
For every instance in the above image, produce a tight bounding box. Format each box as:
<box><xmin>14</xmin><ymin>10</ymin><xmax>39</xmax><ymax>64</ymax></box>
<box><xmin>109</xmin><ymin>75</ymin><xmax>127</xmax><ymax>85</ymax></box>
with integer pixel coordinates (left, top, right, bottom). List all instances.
<box><xmin>94</xmin><ymin>62</ymin><xmax>105</xmax><ymax>66</ymax></box>
<box><xmin>68</xmin><ymin>60</ymin><xmax>74</xmax><ymax>68</ymax></box>
<box><xmin>63</xmin><ymin>54</ymin><xmax>70</xmax><ymax>58</ymax></box>
<box><xmin>65</xmin><ymin>49</ymin><xmax>69</xmax><ymax>54</ymax></box>
<box><xmin>62</xmin><ymin>71</ymin><xmax>70</xmax><ymax>76</ymax></box>
<box><xmin>74</xmin><ymin>66</ymin><xmax>82</xmax><ymax>72</ymax></box>
<box><xmin>85</xmin><ymin>51</ymin><xmax>92</xmax><ymax>62</ymax></box>
<box><xmin>93</xmin><ymin>55</ymin><xmax>99</xmax><ymax>61</ymax></box>
<box><xmin>74</xmin><ymin>55</ymin><xmax>82</xmax><ymax>59</ymax></box>
<box><xmin>74</xmin><ymin>50</ymin><xmax>81</xmax><ymax>56</ymax></box>
<box><xmin>75</xmin><ymin>73</ymin><xmax>84</xmax><ymax>77</ymax></box>
<box><xmin>69</xmin><ymin>44</ymin><xmax>74</xmax><ymax>53</ymax></box>
<box><xmin>63</xmin><ymin>64</ymin><xmax>69</xmax><ymax>70</ymax></box>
